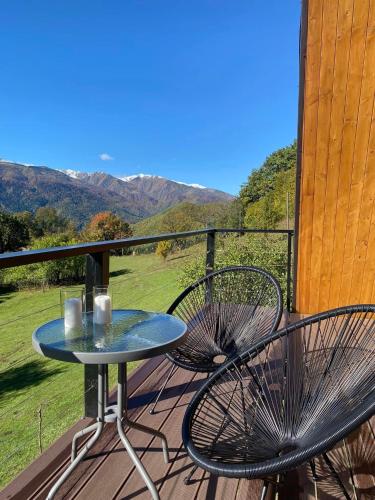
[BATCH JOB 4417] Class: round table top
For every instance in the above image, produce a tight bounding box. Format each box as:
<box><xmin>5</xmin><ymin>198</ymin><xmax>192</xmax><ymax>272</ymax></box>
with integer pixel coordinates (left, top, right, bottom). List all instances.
<box><xmin>32</xmin><ymin>309</ymin><xmax>187</xmax><ymax>364</ymax></box>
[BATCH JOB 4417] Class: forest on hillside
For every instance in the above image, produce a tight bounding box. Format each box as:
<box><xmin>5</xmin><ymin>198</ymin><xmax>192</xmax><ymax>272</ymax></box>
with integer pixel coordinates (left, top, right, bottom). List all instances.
<box><xmin>133</xmin><ymin>140</ymin><xmax>297</xmax><ymax>236</ymax></box>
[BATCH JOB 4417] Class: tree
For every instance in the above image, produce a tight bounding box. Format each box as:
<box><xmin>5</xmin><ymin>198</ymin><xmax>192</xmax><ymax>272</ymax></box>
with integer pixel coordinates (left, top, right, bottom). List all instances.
<box><xmin>84</xmin><ymin>212</ymin><xmax>132</xmax><ymax>241</ymax></box>
<box><xmin>243</xmin><ymin>165</ymin><xmax>296</xmax><ymax>229</ymax></box>
<box><xmin>239</xmin><ymin>141</ymin><xmax>297</xmax><ymax>207</ymax></box>
<box><xmin>155</xmin><ymin>240</ymin><xmax>173</xmax><ymax>260</ymax></box>
<box><xmin>33</xmin><ymin>207</ymin><xmax>70</xmax><ymax>236</ymax></box>
<box><xmin>0</xmin><ymin>210</ymin><xmax>30</xmax><ymax>253</ymax></box>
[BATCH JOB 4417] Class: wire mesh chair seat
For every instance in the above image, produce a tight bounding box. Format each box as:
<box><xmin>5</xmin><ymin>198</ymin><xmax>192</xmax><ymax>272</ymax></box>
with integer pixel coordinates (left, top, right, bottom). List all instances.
<box><xmin>182</xmin><ymin>305</ymin><xmax>375</xmax><ymax>498</ymax></box>
<box><xmin>149</xmin><ymin>266</ymin><xmax>283</xmax><ymax>415</ymax></box>
<box><xmin>166</xmin><ymin>266</ymin><xmax>283</xmax><ymax>372</ymax></box>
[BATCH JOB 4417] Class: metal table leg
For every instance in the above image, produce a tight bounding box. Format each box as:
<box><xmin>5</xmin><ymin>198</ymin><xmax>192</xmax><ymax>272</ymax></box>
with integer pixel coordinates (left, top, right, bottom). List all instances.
<box><xmin>47</xmin><ymin>364</ymin><xmax>106</xmax><ymax>500</ymax></box>
<box><xmin>117</xmin><ymin>363</ymin><xmax>169</xmax><ymax>500</ymax></box>
<box><xmin>119</xmin><ymin>363</ymin><xmax>169</xmax><ymax>464</ymax></box>
<box><xmin>47</xmin><ymin>363</ymin><xmax>169</xmax><ymax>500</ymax></box>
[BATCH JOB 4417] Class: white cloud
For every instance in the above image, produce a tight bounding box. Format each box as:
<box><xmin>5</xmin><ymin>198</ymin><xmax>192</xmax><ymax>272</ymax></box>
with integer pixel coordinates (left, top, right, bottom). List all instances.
<box><xmin>99</xmin><ymin>153</ymin><xmax>114</xmax><ymax>161</ymax></box>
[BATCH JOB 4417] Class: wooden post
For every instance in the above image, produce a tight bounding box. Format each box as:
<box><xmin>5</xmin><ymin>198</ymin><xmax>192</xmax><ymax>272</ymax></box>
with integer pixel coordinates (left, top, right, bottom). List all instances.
<box><xmin>84</xmin><ymin>251</ymin><xmax>110</xmax><ymax>418</ymax></box>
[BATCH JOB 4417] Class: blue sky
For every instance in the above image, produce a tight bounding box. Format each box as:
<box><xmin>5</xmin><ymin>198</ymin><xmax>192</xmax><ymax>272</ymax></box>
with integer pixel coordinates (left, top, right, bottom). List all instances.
<box><xmin>0</xmin><ymin>1</ymin><xmax>300</xmax><ymax>195</ymax></box>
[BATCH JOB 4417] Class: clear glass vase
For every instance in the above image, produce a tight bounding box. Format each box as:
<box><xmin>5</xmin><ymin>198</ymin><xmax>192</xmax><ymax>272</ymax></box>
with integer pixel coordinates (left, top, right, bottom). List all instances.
<box><xmin>60</xmin><ymin>288</ymin><xmax>84</xmax><ymax>331</ymax></box>
<box><xmin>93</xmin><ymin>286</ymin><xmax>112</xmax><ymax>324</ymax></box>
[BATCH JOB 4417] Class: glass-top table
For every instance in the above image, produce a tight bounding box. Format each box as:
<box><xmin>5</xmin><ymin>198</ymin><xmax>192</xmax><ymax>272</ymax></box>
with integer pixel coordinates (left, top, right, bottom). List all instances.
<box><xmin>32</xmin><ymin>309</ymin><xmax>187</xmax><ymax>500</ymax></box>
<box><xmin>33</xmin><ymin>309</ymin><xmax>187</xmax><ymax>364</ymax></box>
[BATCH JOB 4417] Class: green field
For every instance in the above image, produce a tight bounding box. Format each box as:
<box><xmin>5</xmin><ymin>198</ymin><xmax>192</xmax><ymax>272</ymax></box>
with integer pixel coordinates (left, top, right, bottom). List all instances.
<box><xmin>0</xmin><ymin>248</ymin><xmax>199</xmax><ymax>489</ymax></box>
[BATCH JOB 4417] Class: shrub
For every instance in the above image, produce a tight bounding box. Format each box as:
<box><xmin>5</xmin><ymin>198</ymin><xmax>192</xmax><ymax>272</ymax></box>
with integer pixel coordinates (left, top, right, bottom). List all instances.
<box><xmin>179</xmin><ymin>234</ymin><xmax>289</xmax><ymax>306</ymax></box>
<box><xmin>3</xmin><ymin>234</ymin><xmax>85</xmax><ymax>289</ymax></box>
<box><xmin>155</xmin><ymin>240</ymin><xmax>173</xmax><ymax>260</ymax></box>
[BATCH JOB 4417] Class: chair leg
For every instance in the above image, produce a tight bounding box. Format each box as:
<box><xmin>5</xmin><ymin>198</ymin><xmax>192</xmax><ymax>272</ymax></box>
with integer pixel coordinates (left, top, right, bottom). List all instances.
<box><xmin>149</xmin><ymin>363</ymin><xmax>178</xmax><ymax>415</ymax></box>
<box><xmin>322</xmin><ymin>452</ymin><xmax>351</xmax><ymax>500</ymax></box>
<box><xmin>260</xmin><ymin>480</ymin><xmax>269</xmax><ymax>500</ymax></box>
<box><xmin>184</xmin><ymin>464</ymin><xmax>198</xmax><ymax>485</ymax></box>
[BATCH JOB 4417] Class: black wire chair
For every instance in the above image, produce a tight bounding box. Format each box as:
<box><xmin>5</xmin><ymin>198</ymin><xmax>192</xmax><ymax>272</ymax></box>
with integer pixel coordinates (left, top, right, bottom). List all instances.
<box><xmin>182</xmin><ymin>305</ymin><xmax>375</xmax><ymax>499</ymax></box>
<box><xmin>149</xmin><ymin>266</ymin><xmax>283</xmax><ymax>417</ymax></box>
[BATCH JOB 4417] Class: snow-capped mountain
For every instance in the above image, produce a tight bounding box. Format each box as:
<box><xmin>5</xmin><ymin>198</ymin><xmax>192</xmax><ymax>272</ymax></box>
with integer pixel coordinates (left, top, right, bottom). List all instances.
<box><xmin>61</xmin><ymin>170</ymin><xmax>232</xmax><ymax>214</ymax></box>
<box><xmin>0</xmin><ymin>161</ymin><xmax>233</xmax><ymax>225</ymax></box>
<box><xmin>63</xmin><ymin>170</ymin><xmax>208</xmax><ymax>190</ymax></box>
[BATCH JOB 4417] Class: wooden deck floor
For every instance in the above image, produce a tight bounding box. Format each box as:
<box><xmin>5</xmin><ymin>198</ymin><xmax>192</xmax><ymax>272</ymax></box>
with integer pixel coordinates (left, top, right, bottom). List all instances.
<box><xmin>2</xmin><ymin>355</ymin><xmax>374</xmax><ymax>500</ymax></box>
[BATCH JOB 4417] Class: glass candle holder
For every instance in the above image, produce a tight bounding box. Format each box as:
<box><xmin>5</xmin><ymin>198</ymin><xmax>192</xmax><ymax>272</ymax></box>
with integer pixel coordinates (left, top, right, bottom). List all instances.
<box><xmin>93</xmin><ymin>286</ymin><xmax>112</xmax><ymax>324</ymax></box>
<box><xmin>60</xmin><ymin>288</ymin><xmax>84</xmax><ymax>330</ymax></box>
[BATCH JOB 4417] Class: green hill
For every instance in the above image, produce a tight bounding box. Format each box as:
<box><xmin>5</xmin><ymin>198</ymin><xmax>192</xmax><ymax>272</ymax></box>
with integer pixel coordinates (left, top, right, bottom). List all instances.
<box><xmin>133</xmin><ymin>201</ymin><xmax>238</xmax><ymax>236</ymax></box>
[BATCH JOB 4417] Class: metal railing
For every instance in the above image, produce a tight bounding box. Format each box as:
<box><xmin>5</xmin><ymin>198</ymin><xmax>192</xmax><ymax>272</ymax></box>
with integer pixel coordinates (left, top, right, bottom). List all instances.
<box><xmin>0</xmin><ymin>227</ymin><xmax>294</xmax><ymax>418</ymax></box>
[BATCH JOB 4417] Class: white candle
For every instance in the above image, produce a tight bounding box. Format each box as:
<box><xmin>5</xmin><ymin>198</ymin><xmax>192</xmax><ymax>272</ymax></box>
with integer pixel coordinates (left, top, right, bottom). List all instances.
<box><xmin>64</xmin><ymin>297</ymin><xmax>83</xmax><ymax>330</ymax></box>
<box><xmin>94</xmin><ymin>294</ymin><xmax>112</xmax><ymax>324</ymax></box>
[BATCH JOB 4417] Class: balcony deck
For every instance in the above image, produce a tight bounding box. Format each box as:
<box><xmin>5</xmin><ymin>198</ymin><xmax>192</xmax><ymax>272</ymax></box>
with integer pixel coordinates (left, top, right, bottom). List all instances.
<box><xmin>2</xmin><ymin>316</ymin><xmax>374</xmax><ymax>500</ymax></box>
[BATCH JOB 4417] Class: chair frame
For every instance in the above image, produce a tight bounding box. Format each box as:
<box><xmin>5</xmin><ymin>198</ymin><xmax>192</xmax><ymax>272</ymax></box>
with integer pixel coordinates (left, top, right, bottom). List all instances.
<box><xmin>182</xmin><ymin>304</ymin><xmax>375</xmax><ymax>498</ymax></box>
<box><xmin>150</xmin><ymin>265</ymin><xmax>283</xmax><ymax>414</ymax></box>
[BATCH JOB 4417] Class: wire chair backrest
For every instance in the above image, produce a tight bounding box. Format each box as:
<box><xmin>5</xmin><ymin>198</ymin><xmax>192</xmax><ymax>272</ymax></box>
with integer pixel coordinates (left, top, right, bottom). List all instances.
<box><xmin>183</xmin><ymin>304</ymin><xmax>375</xmax><ymax>477</ymax></box>
<box><xmin>166</xmin><ymin>266</ymin><xmax>283</xmax><ymax>372</ymax></box>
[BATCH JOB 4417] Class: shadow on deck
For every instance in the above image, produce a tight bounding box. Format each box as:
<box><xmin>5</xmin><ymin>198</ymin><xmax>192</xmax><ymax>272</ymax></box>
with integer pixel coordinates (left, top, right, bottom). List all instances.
<box><xmin>2</xmin><ymin>355</ymin><xmax>374</xmax><ymax>500</ymax></box>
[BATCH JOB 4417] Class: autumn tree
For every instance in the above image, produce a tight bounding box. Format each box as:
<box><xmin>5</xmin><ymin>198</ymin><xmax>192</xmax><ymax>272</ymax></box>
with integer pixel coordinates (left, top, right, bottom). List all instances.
<box><xmin>84</xmin><ymin>212</ymin><xmax>132</xmax><ymax>242</ymax></box>
<box><xmin>155</xmin><ymin>240</ymin><xmax>173</xmax><ymax>260</ymax></box>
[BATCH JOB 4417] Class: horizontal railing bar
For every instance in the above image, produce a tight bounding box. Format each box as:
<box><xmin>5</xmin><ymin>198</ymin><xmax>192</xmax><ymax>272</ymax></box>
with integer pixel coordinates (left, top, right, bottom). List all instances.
<box><xmin>0</xmin><ymin>227</ymin><xmax>293</xmax><ymax>269</ymax></box>
<box><xmin>215</xmin><ymin>228</ymin><xmax>294</xmax><ymax>235</ymax></box>
<box><xmin>0</xmin><ymin>229</ymin><xmax>210</xmax><ymax>269</ymax></box>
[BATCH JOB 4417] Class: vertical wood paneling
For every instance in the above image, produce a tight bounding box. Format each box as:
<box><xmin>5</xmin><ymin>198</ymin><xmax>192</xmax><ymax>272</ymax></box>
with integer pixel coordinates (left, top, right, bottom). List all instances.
<box><xmin>308</xmin><ymin>0</ymin><xmax>339</xmax><ymax>312</ymax></box>
<box><xmin>296</xmin><ymin>0</ymin><xmax>324</xmax><ymax>312</ymax></box>
<box><xmin>317</xmin><ymin>0</ymin><xmax>354</xmax><ymax>311</ymax></box>
<box><xmin>295</xmin><ymin>0</ymin><xmax>375</xmax><ymax>314</ymax></box>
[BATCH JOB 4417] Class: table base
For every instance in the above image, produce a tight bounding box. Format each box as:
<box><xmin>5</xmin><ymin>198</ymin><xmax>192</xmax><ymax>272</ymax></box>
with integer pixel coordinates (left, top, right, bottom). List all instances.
<box><xmin>47</xmin><ymin>363</ymin><xmax>169</xmax><ymax>500</ymax></box>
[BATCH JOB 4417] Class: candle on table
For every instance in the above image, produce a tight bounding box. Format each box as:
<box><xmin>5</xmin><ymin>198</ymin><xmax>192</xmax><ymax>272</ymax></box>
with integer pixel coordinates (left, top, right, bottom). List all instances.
<box><xmin>94</xmin><ymin>294</ymin><xmax>112</xmax><ymax>324</ymax></box>
<box><xmin>64</xmin><ymin>297</ymin><xmax>83</xmax><ymax>330</ymax></box>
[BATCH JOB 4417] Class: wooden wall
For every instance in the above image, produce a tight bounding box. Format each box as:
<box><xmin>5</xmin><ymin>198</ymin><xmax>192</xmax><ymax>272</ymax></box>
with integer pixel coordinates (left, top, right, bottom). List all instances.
<box><xmin>295</xmin><ymin>0</ymin><xmax>375</xmax><ymax>314</ymax></box>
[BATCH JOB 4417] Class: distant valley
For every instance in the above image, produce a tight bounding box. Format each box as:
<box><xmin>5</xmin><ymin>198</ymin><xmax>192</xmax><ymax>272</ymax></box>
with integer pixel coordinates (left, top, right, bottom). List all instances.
<box><xmin>0</xmin><ymin>160</ymin><xmax>233</xmax><ymax>225</ymax></box>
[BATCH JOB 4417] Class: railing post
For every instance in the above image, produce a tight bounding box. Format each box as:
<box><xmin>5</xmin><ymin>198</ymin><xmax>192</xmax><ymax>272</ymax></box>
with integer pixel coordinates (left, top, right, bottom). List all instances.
<box><xmin>205</xmin><ymin>230</ymin><xmax>215</xmax><ymax>276</ymax></box>
<box><xmin>205</xmin><ymin>230</ymin><xmax>215</xmax><ymax>303</ymax></box>
<box><xmin>286</xmin><ymin>233</ymin><xmax>292</xmax><ymax>313</ymax></box>
<box><xmin>84</xmin><ymin>251</ymin><xmax>110</xmax><ymax>418</ymax></box>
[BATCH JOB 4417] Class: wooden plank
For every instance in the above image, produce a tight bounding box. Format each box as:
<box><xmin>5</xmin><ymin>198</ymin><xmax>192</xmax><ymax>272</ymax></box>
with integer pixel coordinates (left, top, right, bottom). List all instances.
<box><xmin>361</xmin><ymin>113</ymin><xmax>375</xmax><ymax>302</ymax></box>
<box><xmin>317</xmin><ymin>0</ymin><xmax>355</xmax><ymax>311</ymax></box>
<box><xmin>352</xmin><ymin>2</ymin><xmax>375</xmax><ymax>303</ymax></box>
<box><xmin>296</xmin><ymin>0</ymin><xmax>325</xmax><ymax>312</ymax></box>
<box><xmin>235</xmin><ymin>478</ymin><xmax>263</xmax><ymax>499</ymax></box>
<box><xmin>308</xmin><ymin>0</ymin><xmax>340</xmax><ymax>313</ymax></box>
<box><xmin>327</xmin><ymin>0</ymin><xmax>370</xmax><ymax>308</ymax></box>
<box><xmin>158</xmin><ymin>442</ymin><xmax>204</xmax><ymax>500</ymax></box>
<box><xmin>339</xmin><ymin>0</ymin><xmax>374</xmax><ymax>305</ymax></box>
<box><xmin>348</xmin><ymin>99</ymin><xmax>375</xmax><ymax>303</ymax></box>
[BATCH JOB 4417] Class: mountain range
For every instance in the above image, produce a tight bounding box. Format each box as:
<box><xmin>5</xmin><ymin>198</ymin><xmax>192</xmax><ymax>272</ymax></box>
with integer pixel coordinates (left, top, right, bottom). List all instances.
<box><xmin>0</xmin><ymin>160</ymin><xmax>233</xmax><ymax>225</ymax></box>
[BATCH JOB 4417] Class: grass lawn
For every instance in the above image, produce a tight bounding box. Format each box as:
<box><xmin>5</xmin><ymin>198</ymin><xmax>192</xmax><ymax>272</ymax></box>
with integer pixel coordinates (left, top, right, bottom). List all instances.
<box><xmin>0</xmin><ymin>247</ymin><xmax>201</xmax><ymax>489</ymax></box>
